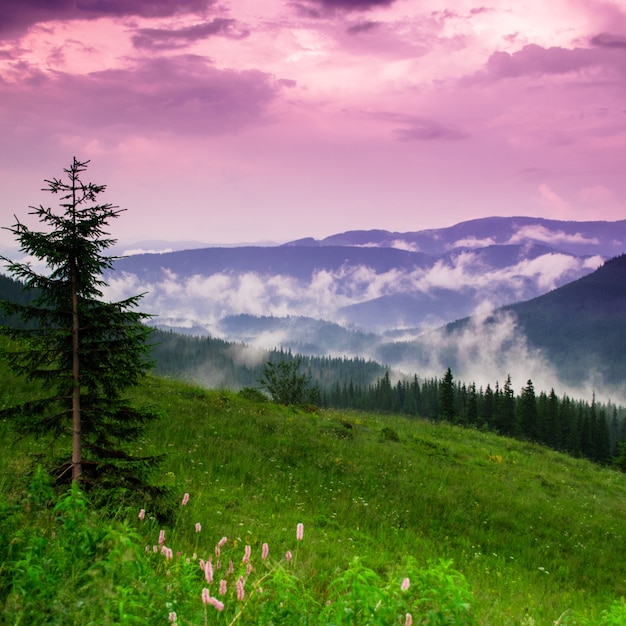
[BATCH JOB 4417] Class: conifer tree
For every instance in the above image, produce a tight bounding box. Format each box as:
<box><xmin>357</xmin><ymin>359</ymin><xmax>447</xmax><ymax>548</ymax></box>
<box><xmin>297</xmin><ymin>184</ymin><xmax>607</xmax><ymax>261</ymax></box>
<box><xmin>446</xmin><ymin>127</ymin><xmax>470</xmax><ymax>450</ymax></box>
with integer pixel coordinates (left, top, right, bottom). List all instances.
<box><xmin>259</xmin><ymin>355</ymin><xmax>315</xmax><ymax>405</ymax></box>
<box><xmin>0</xmin><ymin>158</ymin><xmax>162</xmax><ymax>500</ymax></box>
<box><xmin>519</xmin><ymin>379</ymin><xmax>538</xmax><ymax>440</ymax></box>
<box><xmin>439</xmin><ymin>367</ymin><xmax>456</xmax><ymax>422</ymax></box>
<box><xmin>497</xmin><ymin>375</ymin><xmax>516</xmax><ymax>436</ymax></box>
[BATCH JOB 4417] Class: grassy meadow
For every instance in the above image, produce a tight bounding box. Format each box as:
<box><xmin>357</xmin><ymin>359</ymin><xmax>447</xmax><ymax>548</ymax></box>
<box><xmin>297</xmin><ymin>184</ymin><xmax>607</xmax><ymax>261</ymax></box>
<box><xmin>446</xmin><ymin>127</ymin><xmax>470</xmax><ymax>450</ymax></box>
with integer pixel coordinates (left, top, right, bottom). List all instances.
<box><xmin>1</xmin><ymin>371</ymin><xmax>626</xmax><ymax>624</ymax></box>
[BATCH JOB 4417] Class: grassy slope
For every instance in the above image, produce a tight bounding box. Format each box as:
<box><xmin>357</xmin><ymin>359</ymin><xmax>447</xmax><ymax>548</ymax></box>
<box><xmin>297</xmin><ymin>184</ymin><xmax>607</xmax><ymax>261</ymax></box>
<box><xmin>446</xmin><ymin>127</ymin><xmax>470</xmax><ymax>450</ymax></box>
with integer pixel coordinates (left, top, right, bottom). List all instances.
<box><xmin>2</xmin><ymin>373</ymin><xmax>626</xmax><ymax>624</ymax></box>
<box><xmin>134</xmin><ymin>377</ymin><xmax>626</xmax><ymax>624</ymax></box>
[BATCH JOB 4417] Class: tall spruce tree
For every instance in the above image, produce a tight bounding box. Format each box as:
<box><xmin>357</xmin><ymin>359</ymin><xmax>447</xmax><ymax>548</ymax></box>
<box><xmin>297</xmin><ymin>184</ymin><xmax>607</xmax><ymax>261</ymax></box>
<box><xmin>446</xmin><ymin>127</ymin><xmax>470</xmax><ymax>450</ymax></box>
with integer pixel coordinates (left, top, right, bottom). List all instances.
<box><xmin>518</xmin><ymin>379</ymin><xmax>538</xmax><ymax>441</ymax></box>
<box><xmin>0</xmin><ymin>158</ymin><xmax>162</xmax><ymax>499</ymax></box>
<box><xmin>439</xmin><ymin>367</ymin><xmax>456</xmax><ymax>422</ymax></box>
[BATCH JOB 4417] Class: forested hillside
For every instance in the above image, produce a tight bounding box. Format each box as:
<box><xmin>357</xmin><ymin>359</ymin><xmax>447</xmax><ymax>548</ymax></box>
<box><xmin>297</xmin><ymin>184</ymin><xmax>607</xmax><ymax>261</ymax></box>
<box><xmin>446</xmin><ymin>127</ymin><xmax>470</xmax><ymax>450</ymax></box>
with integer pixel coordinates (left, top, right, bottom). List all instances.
<box><xmin>2</xmin><ymin>272</ymin><xmax>625</xmax><ymax>469</ymax></box>
<box><xmin>504</xmin><ymin>253</ymin><xmax>626</xmax><ymax>385</ymax></box>
<box><xmin>150</xmin><ymin>329</ymin><xmax>387</xmax><ymax>390</ymax></box>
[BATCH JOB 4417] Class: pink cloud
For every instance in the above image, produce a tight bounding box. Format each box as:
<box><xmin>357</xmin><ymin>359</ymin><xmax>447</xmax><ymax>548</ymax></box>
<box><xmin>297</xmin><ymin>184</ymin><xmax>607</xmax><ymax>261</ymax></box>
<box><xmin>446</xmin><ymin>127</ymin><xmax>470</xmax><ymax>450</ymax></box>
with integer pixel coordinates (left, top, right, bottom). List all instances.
<box><xmin>482</xmin><ymin>44</ymin><xmax>604</xmax><ymax>80</ymax></box>
<box><xmin>0</xmin><ymin>55</ymin><xmax>283</xmax><ymax>139</ymax></box>
<box><xmin>394</xmin><ymin>118</ymin><xmax>469</xmax><ymax>142</ymax></box>
<box><xmin>538</xmin><ymin>184</ymin><xmax>572</xmax><ymax>219</ymax></box>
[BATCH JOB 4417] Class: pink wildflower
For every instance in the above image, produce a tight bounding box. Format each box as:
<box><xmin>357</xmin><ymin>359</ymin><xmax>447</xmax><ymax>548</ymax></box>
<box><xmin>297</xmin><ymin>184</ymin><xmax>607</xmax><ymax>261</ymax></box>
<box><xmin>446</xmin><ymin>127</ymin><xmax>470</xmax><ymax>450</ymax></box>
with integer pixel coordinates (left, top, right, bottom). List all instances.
<box><xmin>246</xmin><ymin>562</ymin><xmax>253</xmax><ymax>576</ymax></box>
<box><xmin>218</xmin><ymin>536</ymin><xmax>228</xmax><ymax>547</ymax></box>
<box><xmin>138</xmin><ymin>508</ymin><xmax>145</xmax><ymax>521</ymax></box>
<box><xmin>168</xmin><ymin>611</ymin><xmax>177</xmax><ymax>623</ymax></box>
<box><xmin>195</xmin><ymin>522</ymin><xmax>202</xmax><ymax>533</ymax></box>
<box><xmin>204</xmin><ymin>560</ymin><xmax>213</xmax><ymax>584</ymax></box>
<box><xmin>181</xmin><ymin>492</ymin><xmax>190</xmax><ymax>506</ymax></box>
<box><xmin>202</xmin><ymin>588</ymin><xmax>210</xmax><ymax>604</ymax></box>
<box><xmin>219</xmin><ymin>580</ymin><xmax>227</xmax><ymax>595</ymax></box>
<box><xmin>158</xmin><ymin>529</ymin><xmax>165</xmax><ymax>545</ymax></box>
<box><xmin>401</xmin><ymin>577</ymin><xmax>410</xmax><ymax>591</ymax></box>
<box><xmin>262</xmin><ymin>542</ymin><xmax>269</xmax><ymax>560</ymax></box>
<box><xmin>208</xmin><ymin>597</ymin><xmax>224</xmax><ymax>612</ymax></box>
<box><xmin>236</xmin><ymin>576</ymin><xmax>245</xmax><ymax>601</ymax></box>
<box><xmin>228</xmin><ymin>560</ymin><xmax>234</xmax><ymax>574</ymax></box>
<box><xmin>405</xmin><ymin>613</ymin><xmax>413</xmax><ymax>626</ymax></box>
<box><xmin>242</xmin><ymin>544</ymin><xmax>251</xmax><ymax>563</ymax></box>
<box><xmin>296</xmin><ymin>523</ymin><xmax>304</xmax><ymax>541</ymax></box>
<box><xmin>285</xmin><ymin>551</ymin><xmax>293</xmax><ymax>562</ymax></box>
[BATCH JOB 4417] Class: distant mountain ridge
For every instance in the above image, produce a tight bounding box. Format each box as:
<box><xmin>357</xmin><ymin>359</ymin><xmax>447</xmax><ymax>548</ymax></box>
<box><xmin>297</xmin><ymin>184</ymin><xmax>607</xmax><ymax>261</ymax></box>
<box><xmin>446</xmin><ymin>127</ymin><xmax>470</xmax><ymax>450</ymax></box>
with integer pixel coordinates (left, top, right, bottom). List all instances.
<box><xmin>285</xmin><ymin>216</ymin><xmax>626</xmax><ymax>257</ymax></box>
<box><xmin>107</xmin><ymin>216</ymin><xmax>618</xmax><ymax>342</ymax></box>
<box><xmin>368</xmin><ymin>254</ymin><xmax>626</xmax><ymax>399</ymax></box>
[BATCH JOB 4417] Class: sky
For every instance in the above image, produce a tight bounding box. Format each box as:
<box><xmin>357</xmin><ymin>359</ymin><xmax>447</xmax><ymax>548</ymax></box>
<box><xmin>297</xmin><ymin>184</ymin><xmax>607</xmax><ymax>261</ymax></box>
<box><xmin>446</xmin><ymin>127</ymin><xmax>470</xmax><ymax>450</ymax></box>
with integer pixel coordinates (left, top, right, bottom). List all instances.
<box><xmin>1</xmin><ymin>0</ymin><xmax>626</xmax><ymax>248</ymax></box>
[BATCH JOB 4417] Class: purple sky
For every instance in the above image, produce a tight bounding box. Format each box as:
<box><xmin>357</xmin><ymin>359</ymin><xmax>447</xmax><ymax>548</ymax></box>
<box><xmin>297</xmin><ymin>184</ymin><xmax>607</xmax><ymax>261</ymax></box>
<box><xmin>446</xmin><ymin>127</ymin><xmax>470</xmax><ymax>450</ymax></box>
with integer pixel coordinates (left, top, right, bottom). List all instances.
<box><xmin>1</xmin><ymin>0</ymin><xmax>626</xmax><ymax>247</ymax></box>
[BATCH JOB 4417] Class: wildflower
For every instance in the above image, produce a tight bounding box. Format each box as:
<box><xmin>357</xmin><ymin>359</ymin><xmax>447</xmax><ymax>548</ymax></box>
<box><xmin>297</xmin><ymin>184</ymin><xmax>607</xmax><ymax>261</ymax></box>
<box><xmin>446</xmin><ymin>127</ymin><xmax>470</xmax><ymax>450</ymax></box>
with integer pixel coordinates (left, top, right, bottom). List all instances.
<box><xmin>228</xmin><ymin>560</ymin><xmax>234</xmax><ymax>574</ymax></box>
<box><xmin>138</xmin><ymin>508</ymin><xmax>145</xmax><ymax>521</ymax></box>
<box><xmin>158</xmin><ymin>529</ymin><xmax>165</xmax><ymax>545</ymax></box>
<box><xmin>246</xmin><ymin>562</ymin><xmax>253</xmax><ymax>576</ymax></box>
<box><xmin>405</xmin><ymin>613</ymin><xmax>413</xmax><ymax>626</ymax></box>
<box><xmin>242</xmin><ymin>544</ymin><xmax>251</xmax><ymax>563</ymax></box>
<box><xmin>204</xmin><ymin>560</ymin><xmax>213</xmax><ymax>584</ymax></box>
<box><xmin>401</xmin><ymin>577</ymin><xmax>410</xmax><ymax>591</ymax></box>
<box><xmin>168</xmin><ymin>611</ymin><xmax>177</xmax><ymax>623</ymax></box>
<box><xmin>181</xmin><ymin>493</ymin><xmax>190</xmax><ymax>506</ymax></box>
<box><xmin>208</xmin><ymin>597</ymin><xmax>224</xmax><ymax>611</ymax></box>
<box><xmin>236</xmin><ymin>576</ymin><xmax>245</xmax><ymax>601</ymax></box>
<box><xmin>195</xmin><ymin>522</ymin><xmax>202</xmax><ymax>533</ymax></box>
<box><xmin>202</xmin><ymin>588</ymin><xmax>210</xmax><ymax>604</ymax></box>
<box><xmin>218</xmin><ymin>536</ymin><xmax>228</xmax><ymax>547</ymax></box>
<box><xmin>285</xmin><ymin>551</ymin><xmax>293</xmax><ymax>562</ymax></box>
<box><xmin>262</xmin><ymin>542</ymin><xmax>269</xmax><ymax>560</ymax></box>
<box><xmin>219</xmin><ymin>580</ymin><xmax>227</xmax><ymax>595</ymax></box>
<box><xmin>297</xmin><ymin>523</ymin><xmax>304</xmax><ymax>541</ymax></box>
<box><xmin>162</xmin><ymin>547</ymin><xmax>173</xmax><ymax>560</ymax></box>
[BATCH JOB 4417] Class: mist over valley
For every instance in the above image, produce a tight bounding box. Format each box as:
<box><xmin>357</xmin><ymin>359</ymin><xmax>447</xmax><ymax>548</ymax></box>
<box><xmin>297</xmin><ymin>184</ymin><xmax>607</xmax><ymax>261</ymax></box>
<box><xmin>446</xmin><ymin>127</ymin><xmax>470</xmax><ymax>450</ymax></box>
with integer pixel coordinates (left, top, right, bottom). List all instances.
<box><xmin>104</xmin><ymin>216</ymin><xmax>626</xmax><ymax>400</ymax></box>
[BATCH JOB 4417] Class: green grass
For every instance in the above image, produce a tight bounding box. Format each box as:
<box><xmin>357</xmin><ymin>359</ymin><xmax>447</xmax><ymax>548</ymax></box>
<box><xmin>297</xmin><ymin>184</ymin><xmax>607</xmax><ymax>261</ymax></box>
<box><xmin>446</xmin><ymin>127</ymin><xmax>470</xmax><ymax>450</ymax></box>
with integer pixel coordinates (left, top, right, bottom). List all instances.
<box><xmin>2</xmin><ymin>373</ymin><xmax>626</xmax><ymax>624</ymax></box>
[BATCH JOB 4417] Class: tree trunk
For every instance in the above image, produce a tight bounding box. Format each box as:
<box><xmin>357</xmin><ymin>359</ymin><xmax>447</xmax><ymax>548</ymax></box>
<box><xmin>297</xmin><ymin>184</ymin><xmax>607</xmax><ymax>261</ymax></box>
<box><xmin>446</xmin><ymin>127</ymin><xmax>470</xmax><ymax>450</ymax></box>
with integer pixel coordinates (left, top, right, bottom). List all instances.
<box><xmin>71</xmin><ymin>251</ymin><xmax>82</xmax><ymax>481</ymax></box>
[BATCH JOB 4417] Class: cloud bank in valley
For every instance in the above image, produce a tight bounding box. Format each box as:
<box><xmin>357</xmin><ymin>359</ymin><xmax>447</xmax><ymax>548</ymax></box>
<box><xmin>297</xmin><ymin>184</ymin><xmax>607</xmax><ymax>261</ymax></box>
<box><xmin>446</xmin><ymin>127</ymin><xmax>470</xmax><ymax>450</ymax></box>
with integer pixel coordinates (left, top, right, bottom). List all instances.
<box><xmin>393</xmin><ymin>304</ymin><xmax>626</xmax><ymax>405</ymax></box>
<box><xmin>102</xmin><ymin>249</ymin><xmax>601</xmax><ymax>336</ymax></box>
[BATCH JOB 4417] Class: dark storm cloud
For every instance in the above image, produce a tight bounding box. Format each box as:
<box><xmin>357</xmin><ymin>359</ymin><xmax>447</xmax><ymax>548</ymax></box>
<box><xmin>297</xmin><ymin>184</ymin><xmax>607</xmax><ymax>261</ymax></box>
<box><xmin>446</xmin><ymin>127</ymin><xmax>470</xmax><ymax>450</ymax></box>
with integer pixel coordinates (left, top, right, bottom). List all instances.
<box><xmin>291</xmin><ymin>0</ymin><xmax>395</xmax><ymax>17</ymax></box>
<box><xmin>132</xmin><ymin>18</ymin><xmax>249</xmax><ymax>50</ymax></box>
<box><xmin>591</xmin><ymin>32</ymin><xmax>626</xmax><ymax>49</ymax></box>
<box><xmin>312</xmin><ymin>0</ymin><xmax>395</xmax><ymax>8</ymax></box>
<box><xmin>0</xmin><ymin>0</ymin><xmax>213</xmax><ymax>38</ymax></box>
<box><xmin>346</xmin><ymin>21</ymin><xmax>380</xmax><ymax>35</ymax></box>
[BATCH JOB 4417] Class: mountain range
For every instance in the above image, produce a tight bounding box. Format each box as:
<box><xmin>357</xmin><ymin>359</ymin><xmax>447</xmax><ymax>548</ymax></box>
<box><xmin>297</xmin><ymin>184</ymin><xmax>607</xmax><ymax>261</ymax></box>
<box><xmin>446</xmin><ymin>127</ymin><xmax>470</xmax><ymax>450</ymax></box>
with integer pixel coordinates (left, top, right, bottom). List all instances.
<box><xmin>102</xmin><ymin>216</ymin><xmax>626</xmax><ymax>399</ymax></box>
<box><xmin>108</xmin><ymin>216</ymin><xmax>621</xmax><ymax>337</ymax></box>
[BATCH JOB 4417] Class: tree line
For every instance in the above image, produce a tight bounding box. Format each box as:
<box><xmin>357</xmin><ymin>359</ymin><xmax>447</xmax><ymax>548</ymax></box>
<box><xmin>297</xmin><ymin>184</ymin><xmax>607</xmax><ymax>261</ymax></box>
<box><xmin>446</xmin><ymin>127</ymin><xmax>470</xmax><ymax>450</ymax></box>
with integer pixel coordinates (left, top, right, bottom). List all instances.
<box><xmin>151</xmin><ymin>330</ymin><xmax>626</xmax><ymax>468</ymax></box>
<box><xmin>318</xmin><ymin>367</ymin><xmax>625</xmax><ymax>466</ymax></box>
